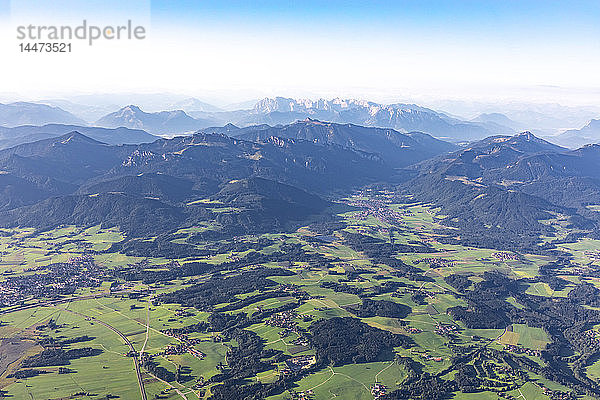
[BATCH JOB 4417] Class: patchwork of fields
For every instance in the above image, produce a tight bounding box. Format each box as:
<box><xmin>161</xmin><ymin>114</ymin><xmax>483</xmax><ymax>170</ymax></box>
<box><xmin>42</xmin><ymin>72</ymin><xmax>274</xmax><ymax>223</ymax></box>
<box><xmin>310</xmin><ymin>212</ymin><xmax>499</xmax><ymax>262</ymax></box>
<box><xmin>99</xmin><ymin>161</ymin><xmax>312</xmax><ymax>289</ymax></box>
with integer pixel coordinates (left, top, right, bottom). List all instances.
<box><xmin>1</xmin><ymin>190</ymin><xmax>600</xmax><ymax>399</ymax></box>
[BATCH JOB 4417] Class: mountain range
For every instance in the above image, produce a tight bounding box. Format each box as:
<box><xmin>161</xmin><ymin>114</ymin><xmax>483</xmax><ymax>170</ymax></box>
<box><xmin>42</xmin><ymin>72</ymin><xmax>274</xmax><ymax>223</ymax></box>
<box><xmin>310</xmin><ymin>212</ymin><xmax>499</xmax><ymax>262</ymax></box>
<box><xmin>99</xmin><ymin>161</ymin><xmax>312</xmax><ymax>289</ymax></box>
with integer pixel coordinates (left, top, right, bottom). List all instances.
<box><xmin>202</xmin><ymin>119</ymin><xmax>458</xmax><ymax>168</ymax></box>
<box><xmin>1</xmin><ymin>115</ymin><xmax>600</xmax><ymax>251</ymax></box>
<box><xmin>6</xmin><ymin>97</ymin><xmax>600</xmax><ymax>149</ymax></box>
<box><xmin>426</xmin><ymin>99</ymin><xmax>600</xmax><ymax>133</ymax></box>
<box><xmin>1</xmin><ymin>97</ymin><xmax>521</xmax><ymax>141</ymax></box>
<box><xmin>0</xmin><ymin>123</ymin><xmax>407</xmax><ymax>236</ymax></box>
<box><xmin>92</xmin><ymin>99</ymin><xmax>503</xmax><ymax>140</ymax></box>
<box><xmin>35</xmin><ymin>94</ymin><xmax>223</xmax><ymax>122</ymax></box>
<box><xmin>406</xmin><ymin>131</ymin><xmax>600</xmax><ymax>250</ymax></box>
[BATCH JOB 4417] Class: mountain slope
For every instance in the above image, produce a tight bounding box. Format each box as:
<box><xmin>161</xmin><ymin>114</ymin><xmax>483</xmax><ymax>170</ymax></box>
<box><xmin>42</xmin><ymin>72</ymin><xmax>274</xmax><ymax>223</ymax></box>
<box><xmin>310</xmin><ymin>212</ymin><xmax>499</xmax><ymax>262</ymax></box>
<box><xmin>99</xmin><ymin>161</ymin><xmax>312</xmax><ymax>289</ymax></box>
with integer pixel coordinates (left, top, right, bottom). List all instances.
<box><xmin>0</xmin><ymin>130</ymin><xmax>391</xmax><ymax>236</ymax></box>
<box><xmin>208</xmin><ymin>177</ymin><xmax>330</xmax><ymax>233</ymax></box>
<box><xmin>0</xmin><ymin>173</ymin><xmax>50</xmax><ymax>210</ymax></box>
<box><xmin>0</xmin><ymin>132</ymin><xmax>124</xmax><ymax>174</ymax></box>
<box><xmin>105</xmin><ymin>132</ymin><xmax>393</xmax><ymax>195</ymax></box>
<box><xmin>212</xmin><ymin>119</ymin><xmax>457</xmax><ymax>167</ymax></box>
<box><xmin>78</xmin><ymin>173</ymin><xmax>207</xmax><ymax>203</ymax></box>
<box><xmin>1</xmin><ymin>176</ymin><xmax>330</xmax><ymax>237</ymax></box>
<box><xmin>213</xmin><ymin>177</ymin><xmax>328</xmax><ymax>212</ymax></box>
<box><xmin>404</xmin><ymin>132</ymin><xmax>596</xmax><ymax>250</ymax></box>
<box><xmin>0</xmin><ymin>193</ymin><xmax>186</xmax><ymax>236</ymax></box>
<box><xmin>0</xmin><ymin>132</ymin><xmax>130</xmax><ymax>198</ymax></box>
<box><xmin>490</xmin><ymin>145</ymin><xmax>600</xmax><ymax>217</ymax></box>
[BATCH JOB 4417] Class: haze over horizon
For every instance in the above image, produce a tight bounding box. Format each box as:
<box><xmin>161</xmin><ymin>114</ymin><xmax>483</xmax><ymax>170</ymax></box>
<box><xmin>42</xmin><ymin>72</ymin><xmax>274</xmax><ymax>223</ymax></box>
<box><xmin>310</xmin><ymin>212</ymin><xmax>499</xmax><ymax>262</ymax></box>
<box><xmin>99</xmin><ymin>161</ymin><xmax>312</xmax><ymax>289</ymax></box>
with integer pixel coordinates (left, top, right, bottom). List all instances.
<box><xmin>1</xmin><ymin>0</ymin><xmax>599</xmax><ymax>107</ymax></box>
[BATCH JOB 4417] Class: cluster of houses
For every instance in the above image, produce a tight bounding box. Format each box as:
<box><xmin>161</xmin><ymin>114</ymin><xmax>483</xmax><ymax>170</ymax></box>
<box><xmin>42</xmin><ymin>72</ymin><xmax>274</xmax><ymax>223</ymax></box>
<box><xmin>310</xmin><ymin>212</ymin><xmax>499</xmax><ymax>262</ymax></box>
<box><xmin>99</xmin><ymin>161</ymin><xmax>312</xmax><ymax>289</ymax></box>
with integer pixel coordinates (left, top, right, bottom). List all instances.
<box><xmin>535</xmin><ymin>382</ymin><xmax>577</xmax><ymax>400</ymax></box>
<box><xmin>345</xmin><ymin>195</ymin><xmax>408</xmax><ymax>227</ymax></box>
<box><xmin>163</xmin><ymin>342</ymin><xmax>205</xmax><ymax>359</ymax></box>
<box><xmin>492</xmin><ymin>252</ymin><xmax>520</xmax><ymax>261</ymax></box>
<box><xmin>284</xmin><ymin>355</ymin><xmax>316</xmax><ymax>372</ymax></box>
<box><xmin>161</xmin><ymin>329</ymin><xmax>206</xmax><ymax>359</ymax></box>
<box><xmin>435</xmin><ymin>324</ymin><xmax>459</xmax><ymax>336</ymax></box>
<box><xmin>279</xmin><ymin>283</ymin><xmax>310</xmax><ymax>299</ymax></box>
<box><xmin>173</xmin><ymin>308</ymin><xmax>195</xmax><ymax>318</ymax></box>
<box><xmin>290</xmin><ymin>389</ymin><xmax>314</xmax><ymax>400</ymax></box>
<box><xmin>267</xmin><ymin>310</ymin><xmax>298</xmax><ymax>329</ymax></box>
<box><xmin>415</xmin><ymin>352</ymin><xmax>443</xmax><ymax>363</ymax></box>
<box><xmin>393</xmin><ymin>286</ymin><xmax>436</xmax><ymax>299</ymax></box>
<box><xmin>584</xmin><ymin>250</ymin><xmax>600</xmax><ymax>263</ymax></box>
<box><xmin>421</xmin><ymin>257</ymin><xmax>456</xmax><ymax>269</ymax></box>
<box><xmin>291</xmin><ymin>335</ymin><xmax>310</xmax><ymax>348</ymax></box>
<box><xmin>570</xmin><ymin>265</ymin><xmax>596</xmax><ymax>276</ymax></box>
<box><xmin>503</xmin><ymin>344</ymin><xmax>541</xmax><ymax>357</ymax></box>
<box><xmin>371</xmin><ymin>383</ymin><xmax>387</xmax><ymax>398</ymax></box>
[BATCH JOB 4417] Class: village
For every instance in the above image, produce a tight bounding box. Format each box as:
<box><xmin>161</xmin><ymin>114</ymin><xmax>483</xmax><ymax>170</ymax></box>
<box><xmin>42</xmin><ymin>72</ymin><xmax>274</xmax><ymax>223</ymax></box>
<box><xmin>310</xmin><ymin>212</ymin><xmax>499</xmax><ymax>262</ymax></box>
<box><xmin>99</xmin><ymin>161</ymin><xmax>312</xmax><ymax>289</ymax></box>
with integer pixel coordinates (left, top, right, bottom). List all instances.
<box><xmin>0</xmin><ymin>255</ymin><xmax>104</xmax><ymax>307</ymax></box>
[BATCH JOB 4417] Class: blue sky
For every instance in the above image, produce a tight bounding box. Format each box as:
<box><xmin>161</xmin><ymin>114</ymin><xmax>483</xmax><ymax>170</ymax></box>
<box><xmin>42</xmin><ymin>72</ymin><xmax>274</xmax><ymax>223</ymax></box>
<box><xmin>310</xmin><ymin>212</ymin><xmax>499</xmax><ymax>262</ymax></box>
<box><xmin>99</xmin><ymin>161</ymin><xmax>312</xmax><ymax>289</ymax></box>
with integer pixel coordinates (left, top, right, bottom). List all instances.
<box><xmin>147</xmin><ymin>1</ymin><xmax>595</xmax><ymax>55</ymax></box>
<box><xmin>150</xmin><ymin>0</ymin><xmax>599</xmax><ymax>35</ymax></box>
<box><xmin>1</xmin><ymin>0</ymin><xmax>599</xmax><ymax>104</ymax></box>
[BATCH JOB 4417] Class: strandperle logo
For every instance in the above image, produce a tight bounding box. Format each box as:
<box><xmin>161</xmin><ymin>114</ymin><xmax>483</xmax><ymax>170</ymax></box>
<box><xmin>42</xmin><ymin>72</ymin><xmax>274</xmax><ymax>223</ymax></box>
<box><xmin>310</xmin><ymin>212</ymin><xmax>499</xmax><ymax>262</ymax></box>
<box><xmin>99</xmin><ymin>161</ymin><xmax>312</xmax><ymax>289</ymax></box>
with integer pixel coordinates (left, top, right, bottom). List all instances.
<box><xmin>16</xmin><ymin>20</ymin><xmax>146</xmax><ymax>45</ymax></box>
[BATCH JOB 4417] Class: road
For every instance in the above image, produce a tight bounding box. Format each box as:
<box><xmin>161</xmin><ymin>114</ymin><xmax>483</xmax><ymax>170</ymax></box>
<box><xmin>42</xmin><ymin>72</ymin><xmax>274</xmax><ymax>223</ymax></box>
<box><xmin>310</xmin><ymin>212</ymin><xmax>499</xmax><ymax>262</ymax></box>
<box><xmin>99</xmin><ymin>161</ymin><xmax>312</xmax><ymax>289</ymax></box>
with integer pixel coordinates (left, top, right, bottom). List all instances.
<box><xmin>140</xmin><ymin>303</ymin><xmax>150</xmax><ymax>356</ymax></box>
<box><xmin>62</xmin><ymin>307</ymin><xmax>148</xmax><ymax>400</ymax></box>
<box><xmin>0</xmin><ymin>290</ymin><xmax>154</xmax><ymax>399</ymax></box>
<box><xmin>495</xmin><ymin>325</ymin><xmax>509</xmax><ymax>344</ymax></box>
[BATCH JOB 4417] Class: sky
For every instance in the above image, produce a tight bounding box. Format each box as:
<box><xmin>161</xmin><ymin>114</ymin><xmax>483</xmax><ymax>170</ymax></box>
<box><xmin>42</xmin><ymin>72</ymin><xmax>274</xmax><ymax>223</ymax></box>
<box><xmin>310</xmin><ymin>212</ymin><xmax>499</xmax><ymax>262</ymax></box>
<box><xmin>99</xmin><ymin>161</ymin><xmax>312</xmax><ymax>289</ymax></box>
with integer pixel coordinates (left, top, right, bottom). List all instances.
<box><xmin>0</xmin><ymin>0</ymin><xmax>599</xmax><ymax>106</ymax></box>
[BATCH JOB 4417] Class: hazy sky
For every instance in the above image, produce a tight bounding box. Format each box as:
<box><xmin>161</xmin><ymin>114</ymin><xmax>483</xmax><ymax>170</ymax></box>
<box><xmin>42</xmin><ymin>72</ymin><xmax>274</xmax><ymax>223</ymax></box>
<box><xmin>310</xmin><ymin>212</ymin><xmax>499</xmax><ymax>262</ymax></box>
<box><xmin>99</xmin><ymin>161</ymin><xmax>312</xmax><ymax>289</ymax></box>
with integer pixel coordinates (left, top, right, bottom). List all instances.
<box><xmin>1</xmin><ymin>0</ymin><xmax>599</xmax><ymax>105</ymax></box>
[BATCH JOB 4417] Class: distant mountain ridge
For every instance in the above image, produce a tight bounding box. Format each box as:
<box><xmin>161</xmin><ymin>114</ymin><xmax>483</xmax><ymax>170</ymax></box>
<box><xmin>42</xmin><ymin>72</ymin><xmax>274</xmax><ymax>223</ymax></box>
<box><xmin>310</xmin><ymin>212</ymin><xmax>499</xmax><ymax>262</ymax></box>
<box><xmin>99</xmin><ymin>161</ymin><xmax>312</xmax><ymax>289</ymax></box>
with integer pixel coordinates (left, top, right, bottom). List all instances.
<box><xmin>251</xmin><ymin>97</ymin><xmax>431</xmax><ymax>114</ymax></box>
<box><xmin>0</xmin><ymin>124</ymin><xmax>157</xmax><ymax>149</ymax></box>
<box><xmin>170</xmin><ymin>97</ymin><xmax>222</xmax><ymax>113</ymax></box>
<box><xmin>93</xmin><ymin>97</ymin><xmax>514</xmax><ymax>140</ymax></box>
<box><xmin>237</xmin><ymin>97</ymin><xmax>513</xmax><ymax>141</ymax></box>
<box><xmin>0</xmin><ymin>102</ymin><xmax>86</xmax><ymax>127</ymax></box>
<box><xmin>471</xmin><ymin>113</ymin><xmax>524</xmax><ymax>132</ymax></box>
<box><xmin>553</xmin><ymin>119</ymin><xmax>600</xmax><ymax>149</ymax></box>
<box><xmin>9</xmin><ymin>96</ymin><xmax>600</xmax><ymax>145</ymax></box>
<box><xmin>5</xmin><ymin>96</ymin><xmax>524</xmax><ymax>141</ymax></box>
<box><xmin>36</xmin><ymin>94</ymin><xmax>224</xmax><ymax>121</ymax></box>
<box><xmin>96</xmin><ymin>105</ymin><xmax>216</xmax><ymax>135</ymax></box>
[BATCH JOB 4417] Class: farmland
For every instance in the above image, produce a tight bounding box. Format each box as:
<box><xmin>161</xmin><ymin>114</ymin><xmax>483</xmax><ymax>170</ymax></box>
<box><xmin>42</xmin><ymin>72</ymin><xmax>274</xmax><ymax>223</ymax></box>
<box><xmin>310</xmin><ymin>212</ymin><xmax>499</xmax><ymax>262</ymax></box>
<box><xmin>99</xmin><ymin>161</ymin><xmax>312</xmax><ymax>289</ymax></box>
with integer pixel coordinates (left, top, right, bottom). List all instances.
<box><xmin>0</xmin><ymin>189</ymin><xmax>599</xmax><ymax>399</ymax></box>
